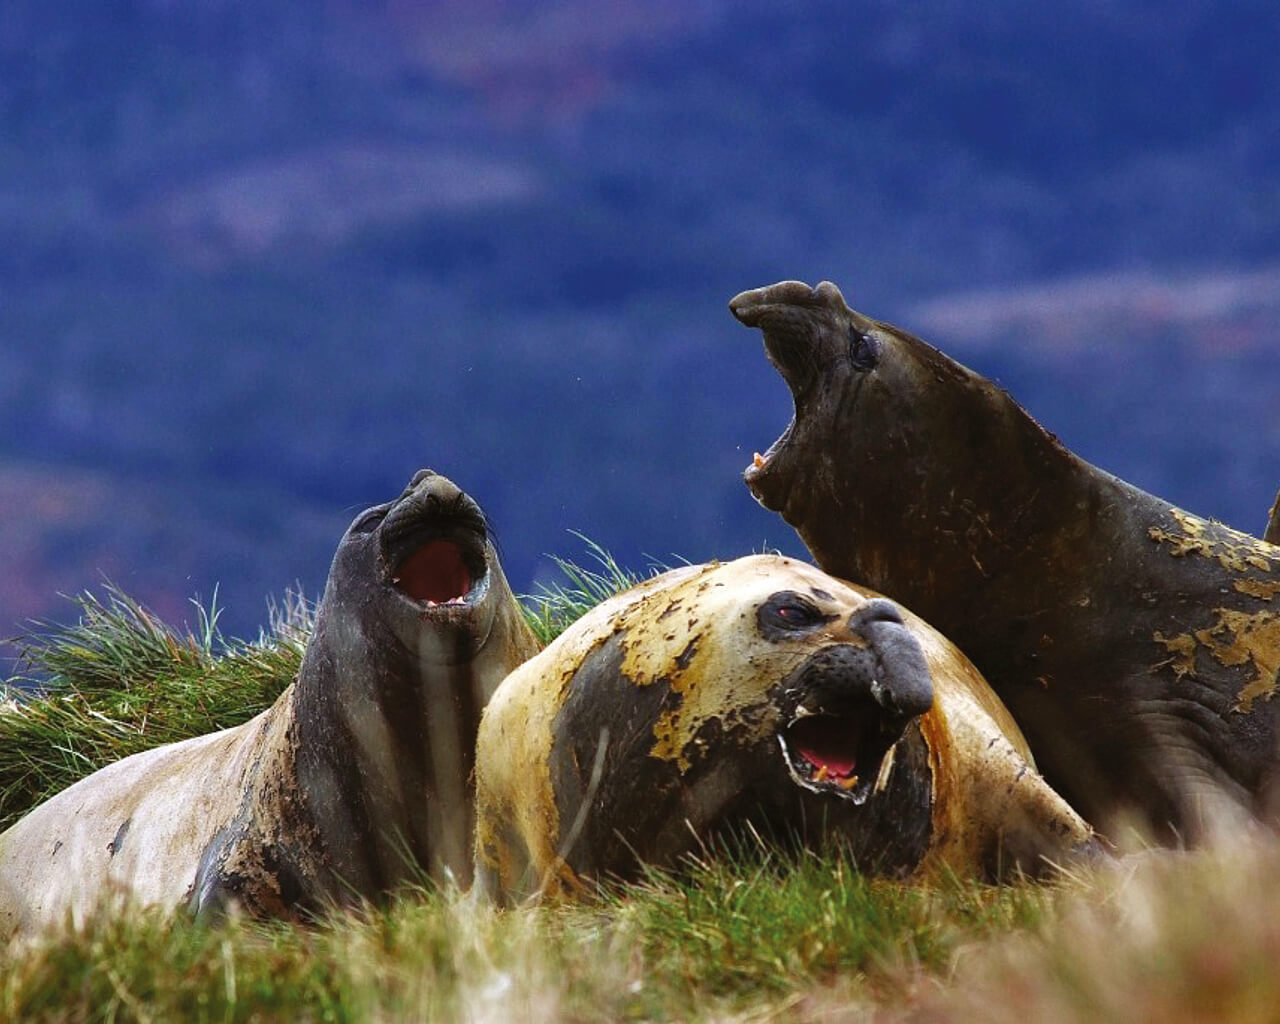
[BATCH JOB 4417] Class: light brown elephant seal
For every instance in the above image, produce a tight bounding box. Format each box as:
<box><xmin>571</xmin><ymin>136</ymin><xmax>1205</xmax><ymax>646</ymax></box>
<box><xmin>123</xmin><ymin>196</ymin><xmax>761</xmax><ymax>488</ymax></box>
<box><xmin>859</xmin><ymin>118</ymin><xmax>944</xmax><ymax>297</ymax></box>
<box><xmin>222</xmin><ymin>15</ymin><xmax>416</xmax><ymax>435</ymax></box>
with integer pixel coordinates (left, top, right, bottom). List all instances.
<box><xmin>730</xmin><ymin>279</ymin><xmax>1280</xmax><ymax>842</ymax></box>
<box><xmin>473</xmin><ymin>555</ymin><xmax>1098</xmax><ymax>903</ymax></box>
<box><xmin>0</xmin><ymin>469</ymin><xmax>539</xmax><ymax>937</ymax></box>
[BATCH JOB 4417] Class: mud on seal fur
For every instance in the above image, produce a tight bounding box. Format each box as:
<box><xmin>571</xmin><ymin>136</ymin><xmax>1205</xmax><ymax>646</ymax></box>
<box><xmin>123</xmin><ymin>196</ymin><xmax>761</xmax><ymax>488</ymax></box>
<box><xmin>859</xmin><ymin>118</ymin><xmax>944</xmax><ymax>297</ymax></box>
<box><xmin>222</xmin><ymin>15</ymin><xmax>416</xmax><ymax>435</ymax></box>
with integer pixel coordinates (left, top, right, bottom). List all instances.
<box><xmin>473</xmin><ymin>555</ymin><xmax>1098</xmax><ymax>903</ymax></box>
<box><xmin>0</xmin><ymin>470</ymin><xmax>538</xmax><ymax>938</ymax></box>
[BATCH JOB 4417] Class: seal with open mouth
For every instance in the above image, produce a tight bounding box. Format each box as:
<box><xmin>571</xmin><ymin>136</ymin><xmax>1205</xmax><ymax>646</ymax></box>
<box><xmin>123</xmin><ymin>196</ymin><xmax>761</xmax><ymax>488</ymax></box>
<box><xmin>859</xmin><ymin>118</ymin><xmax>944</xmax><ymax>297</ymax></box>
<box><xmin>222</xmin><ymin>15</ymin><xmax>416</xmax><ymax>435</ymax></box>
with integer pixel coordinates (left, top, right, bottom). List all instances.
<box><xmin>473</xmin><ymin>555</ymin><xmax>1097</xmax><ymax>903</ymax></box>
<box><xmin>0</xmin><ymin>469</ymin><xmax>539</xmax><ymax>937</ymax></box>
<box><xmin>730</xmin><ymin>279</ymin><xmax>1280</xmax><ymax>842</ymax></box>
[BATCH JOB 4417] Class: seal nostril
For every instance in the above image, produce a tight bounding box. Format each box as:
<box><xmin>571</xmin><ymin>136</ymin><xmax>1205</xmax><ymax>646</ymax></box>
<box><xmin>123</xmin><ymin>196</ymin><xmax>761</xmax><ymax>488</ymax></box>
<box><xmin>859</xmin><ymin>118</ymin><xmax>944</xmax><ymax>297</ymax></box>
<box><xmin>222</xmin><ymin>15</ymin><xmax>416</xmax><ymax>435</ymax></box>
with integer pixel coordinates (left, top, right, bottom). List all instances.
<box><xmin>848</xmin><ymin>598</ymin><xmax>904</xmax><ymax>630</ymax></box>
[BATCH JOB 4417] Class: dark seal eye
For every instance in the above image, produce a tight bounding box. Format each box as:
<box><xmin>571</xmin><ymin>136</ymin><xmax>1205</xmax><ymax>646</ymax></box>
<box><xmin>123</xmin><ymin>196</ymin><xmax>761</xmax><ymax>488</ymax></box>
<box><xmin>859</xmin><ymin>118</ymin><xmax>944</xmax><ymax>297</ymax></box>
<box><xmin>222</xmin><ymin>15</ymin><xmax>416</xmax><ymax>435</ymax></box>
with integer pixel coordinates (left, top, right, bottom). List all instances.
<box><xmin>349</xmin><ymin>505</ymin><xmax>387</xmax><ymax>536</ymax></box>
<box><xmin>758</xmin><ymin>591</ymin><xmax>836</xmax><ymax>639</ymax></box>
<box><xmin>848</xmin><ymin>325</ymin><xmax>881</xmax><ymax>371</ymax></box>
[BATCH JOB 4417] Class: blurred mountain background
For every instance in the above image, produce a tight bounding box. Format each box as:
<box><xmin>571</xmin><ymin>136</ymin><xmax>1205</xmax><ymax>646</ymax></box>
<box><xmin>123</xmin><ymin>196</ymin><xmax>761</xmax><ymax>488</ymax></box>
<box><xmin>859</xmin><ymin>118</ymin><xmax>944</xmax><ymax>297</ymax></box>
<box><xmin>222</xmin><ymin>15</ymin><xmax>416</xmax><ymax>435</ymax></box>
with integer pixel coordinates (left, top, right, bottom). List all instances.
<box><xmin>3</xmin><ymin>0</ymin><xmax>1279</xmax><ymax>662</ymax></box>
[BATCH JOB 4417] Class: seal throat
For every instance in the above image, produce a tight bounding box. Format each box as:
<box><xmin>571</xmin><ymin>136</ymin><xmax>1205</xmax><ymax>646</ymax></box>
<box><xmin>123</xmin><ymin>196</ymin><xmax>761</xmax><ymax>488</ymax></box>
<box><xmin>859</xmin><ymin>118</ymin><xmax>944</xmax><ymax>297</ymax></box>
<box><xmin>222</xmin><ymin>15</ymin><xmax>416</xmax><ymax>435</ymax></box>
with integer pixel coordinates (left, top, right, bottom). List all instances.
<box><xmin>395</xmin><ymin>539</ymin><xmax>476</xmax><ymax>606</ymax></box>
<box><xmin>778</xmin><ymin>709</ymin><xmax>902</xmax><ymax>805</ymax></box>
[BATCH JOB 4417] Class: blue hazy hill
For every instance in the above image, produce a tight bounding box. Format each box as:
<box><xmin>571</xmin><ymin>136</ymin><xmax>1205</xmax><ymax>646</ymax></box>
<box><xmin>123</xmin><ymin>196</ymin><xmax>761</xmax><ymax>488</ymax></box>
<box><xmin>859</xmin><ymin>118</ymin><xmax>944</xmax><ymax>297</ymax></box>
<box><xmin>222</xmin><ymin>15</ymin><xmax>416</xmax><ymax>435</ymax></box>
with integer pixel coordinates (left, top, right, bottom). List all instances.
<box><xmin>1</xmin><ymin>0</ymin><xmax>1277</xmax><ymax>646</ymax></box>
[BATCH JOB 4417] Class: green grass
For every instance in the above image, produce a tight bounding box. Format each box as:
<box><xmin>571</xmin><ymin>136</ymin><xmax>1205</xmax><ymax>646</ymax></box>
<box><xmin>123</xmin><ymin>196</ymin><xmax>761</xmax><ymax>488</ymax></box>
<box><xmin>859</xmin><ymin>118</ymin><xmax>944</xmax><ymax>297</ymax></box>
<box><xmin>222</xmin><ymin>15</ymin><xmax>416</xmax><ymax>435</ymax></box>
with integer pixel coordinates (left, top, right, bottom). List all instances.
<box><xmin>0</xmin><ymin>586</ymin><xmax>308</xmax><ymax>831</ymax></box>
<box><xmin>520</xmin><ymin>534</ymin><xmax>648</xmax><ymax>647</ymax></box>
<box><xmin>0</xmin><ymin>849</ymin><xmax>1062</xmax><ymax>1023</ymax></box>
<box><xmin>9</xmin><ymin>835</ymin><xmax>1280</xmax><ymax>1022</ymax></box>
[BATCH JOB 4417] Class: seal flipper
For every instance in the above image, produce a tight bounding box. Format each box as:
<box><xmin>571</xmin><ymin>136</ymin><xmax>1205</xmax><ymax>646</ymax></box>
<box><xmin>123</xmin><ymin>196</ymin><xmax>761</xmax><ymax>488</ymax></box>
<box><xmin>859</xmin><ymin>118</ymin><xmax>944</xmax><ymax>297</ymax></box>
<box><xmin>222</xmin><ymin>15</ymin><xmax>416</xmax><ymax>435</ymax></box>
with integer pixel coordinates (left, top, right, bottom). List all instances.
<box><xmin>1266</xmin><ymin>488</ymin><xmax>1280</xmax><ymax>546</ymax></box>
<box><xmin>189</xmin><ymin>825</ymin><xmax>238</xmax><ymax>922</ymax></box>
<box><xmin>936</xmin><ymin>711</ymin><xmax>1105</xmax><ymax>881</ymax></box>
<box><xmin>189</xmin><ymin>825</ymin><xmax>309</xmax><ymax>922</ymax></box>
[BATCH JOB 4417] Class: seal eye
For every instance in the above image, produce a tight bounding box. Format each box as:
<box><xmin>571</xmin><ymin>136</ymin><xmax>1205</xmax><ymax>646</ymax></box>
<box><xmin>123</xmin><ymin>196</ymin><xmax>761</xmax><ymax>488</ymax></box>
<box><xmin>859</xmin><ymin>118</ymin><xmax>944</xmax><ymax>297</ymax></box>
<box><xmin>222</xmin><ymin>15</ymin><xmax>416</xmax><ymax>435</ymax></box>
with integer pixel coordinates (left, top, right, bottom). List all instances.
<box><xmin>848</xmin><ymin>325</ymin><xmax>881</xmax><ymax>371</ymax></box>
<box><xmin>758</xmin><ymin>591</ymin><xmax>835</xmax><ymax>638</ymax></box>
<box><xmin>349</xmin><ymin>506</ymin><xmax>387</xmax><ymax>536</ymax></box>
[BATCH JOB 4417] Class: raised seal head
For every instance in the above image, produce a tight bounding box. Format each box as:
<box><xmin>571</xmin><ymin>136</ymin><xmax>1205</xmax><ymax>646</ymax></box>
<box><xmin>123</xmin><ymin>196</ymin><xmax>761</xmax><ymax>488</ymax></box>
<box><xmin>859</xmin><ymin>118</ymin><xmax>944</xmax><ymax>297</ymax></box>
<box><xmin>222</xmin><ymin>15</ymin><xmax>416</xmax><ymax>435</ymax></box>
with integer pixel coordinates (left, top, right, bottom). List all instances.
<box><xmin>312</xmin><ymin>467</ymin><xmax>526</xmax><ymax>671</ymax></box>
<box><xmin>291</xmin><ymin>467</ymin><xmax>539</xmax><ymax>894</ymax></box>
<box><xmin>728</xmin><ymin>279</ymin><xmax>1048</xmax><ymax>592</ymax></box>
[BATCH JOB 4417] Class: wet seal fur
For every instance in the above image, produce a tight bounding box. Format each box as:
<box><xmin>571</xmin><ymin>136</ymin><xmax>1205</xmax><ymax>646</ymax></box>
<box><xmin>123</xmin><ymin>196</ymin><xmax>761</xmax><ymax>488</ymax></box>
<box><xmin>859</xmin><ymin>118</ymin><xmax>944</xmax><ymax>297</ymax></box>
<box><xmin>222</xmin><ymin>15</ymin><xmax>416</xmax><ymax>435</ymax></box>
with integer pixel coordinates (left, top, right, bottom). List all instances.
<box><xmin>0</xmin><ymin>470</ymin><xmax>538</xmax><ymax>938</ymax></box>
<box><xmin>731</xmin><ymin>279</ymin><xmax>1280</xmax><ymax>842</ymax></box>
<box><xmin>473</xmin><ymin>555</ymin><xmax>1097</xmax><ymax>903</ymax></box>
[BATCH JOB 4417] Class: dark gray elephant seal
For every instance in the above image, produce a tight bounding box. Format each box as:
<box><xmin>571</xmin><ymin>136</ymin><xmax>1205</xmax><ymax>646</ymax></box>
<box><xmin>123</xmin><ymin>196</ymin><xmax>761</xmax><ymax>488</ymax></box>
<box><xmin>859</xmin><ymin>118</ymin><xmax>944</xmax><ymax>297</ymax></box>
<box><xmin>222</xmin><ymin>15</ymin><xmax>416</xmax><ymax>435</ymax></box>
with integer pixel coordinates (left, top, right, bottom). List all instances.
<box><xmin>730</xmin><ymin>279</ymin><xmax>1280</xmax><ymax>842</ymax></box>
<box><xmin>474</xmin><ymin>555</ymin><xmax>1097</xmax><ymax>904</ymax></box>
<box><xmin>0</xmin><ymin>469</ymin><xmax>539</xmax><ymax>937</ymax></box>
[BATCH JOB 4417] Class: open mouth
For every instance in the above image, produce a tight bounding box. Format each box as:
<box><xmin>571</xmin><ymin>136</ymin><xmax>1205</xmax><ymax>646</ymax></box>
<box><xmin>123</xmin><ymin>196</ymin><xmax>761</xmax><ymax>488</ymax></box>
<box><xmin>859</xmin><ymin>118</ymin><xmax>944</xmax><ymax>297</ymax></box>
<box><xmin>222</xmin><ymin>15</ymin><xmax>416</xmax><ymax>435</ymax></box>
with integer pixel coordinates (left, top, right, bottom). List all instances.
<box><xmin>776</xmin><ymin>706</ymin><xmax>905</xmax><ymax>806</ymax></box>
<box><xmin>745</xmin><ymin>420</ymin><xmax>793</xmax><ymax>488</ymax></box>
<box><xmin>729</xmin><ymin>288</ymin><xmax>810</xmax><ymax>500</ymax></box>
<box><xmin>393</xmin><ymin>538</ymin><xmax>483</xmax><ymax>606</ymax></box>
<box><xmin>382</xmin><ymin>505</ymin><xmax>491</xmax><ymax>610</ymax></box>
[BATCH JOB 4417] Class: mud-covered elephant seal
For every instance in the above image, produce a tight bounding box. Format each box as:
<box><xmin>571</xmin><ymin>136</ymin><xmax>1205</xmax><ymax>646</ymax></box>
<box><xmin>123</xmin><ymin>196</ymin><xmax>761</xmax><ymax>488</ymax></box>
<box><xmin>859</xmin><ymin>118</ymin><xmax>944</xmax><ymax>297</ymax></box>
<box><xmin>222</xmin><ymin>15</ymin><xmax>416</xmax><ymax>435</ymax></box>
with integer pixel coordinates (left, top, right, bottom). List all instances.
<box><xmin>473</xmin><ymin>555</ymin><xmax>1097</xmax><ymax>903</ymax></box>
<box><xmin>0</xmin><ymin>470</ymin><xmax>539</xmax><ymax>937</ymax></box>
<box><xmin>730</xmin><ymin>279</ymin><xmax>1280</xmax><ymax>842</ymax></box>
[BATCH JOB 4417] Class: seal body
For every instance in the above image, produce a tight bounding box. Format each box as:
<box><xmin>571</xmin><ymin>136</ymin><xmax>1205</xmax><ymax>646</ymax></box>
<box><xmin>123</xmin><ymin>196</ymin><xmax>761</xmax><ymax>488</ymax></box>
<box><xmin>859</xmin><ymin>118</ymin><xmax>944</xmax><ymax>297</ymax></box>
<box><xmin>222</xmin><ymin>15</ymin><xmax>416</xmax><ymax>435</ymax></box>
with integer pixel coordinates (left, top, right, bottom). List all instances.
<box><xmin>731</xmin><ymin>280</ymin><xmax>1280</xmax><ymax>841</ymax></box>
<box><xmin>0</xmin><ymin>470</ymin><xmax>538</xmax><ymax>937</ymax></box>
<box><xmin>473</xmin><ymin>555</ymin><xmax>1096</xmax><ymax>903</ymax></box>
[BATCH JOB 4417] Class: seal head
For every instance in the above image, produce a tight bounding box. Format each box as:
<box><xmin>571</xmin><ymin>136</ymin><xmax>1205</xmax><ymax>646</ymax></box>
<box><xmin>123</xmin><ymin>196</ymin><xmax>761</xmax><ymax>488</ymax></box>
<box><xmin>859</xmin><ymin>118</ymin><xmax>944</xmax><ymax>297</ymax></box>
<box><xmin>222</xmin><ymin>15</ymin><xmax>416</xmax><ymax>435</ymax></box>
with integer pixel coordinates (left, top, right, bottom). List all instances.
<box><xmin>285</xmin><ymin>468</ymin><xmax>539</xmax><ymax>899</ymax></box>
<box><xmin>772</xmin><ymin>596</ymin><xmax>931</xmax><ymax>805</ymax></box>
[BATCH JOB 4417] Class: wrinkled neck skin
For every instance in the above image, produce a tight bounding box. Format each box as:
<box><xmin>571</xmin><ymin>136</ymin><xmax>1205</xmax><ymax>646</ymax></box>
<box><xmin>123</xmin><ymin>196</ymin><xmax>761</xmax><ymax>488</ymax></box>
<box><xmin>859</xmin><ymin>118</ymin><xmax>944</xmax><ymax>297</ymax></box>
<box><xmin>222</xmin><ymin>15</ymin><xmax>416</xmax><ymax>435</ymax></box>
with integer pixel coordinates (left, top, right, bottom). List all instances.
<box><xmin>289</xmin><ymin>533</ymin><xmax>532</xmax><ymax>901</ymax></box>
<box><xmin>736</xmin><ymin>281</ymin><xmax>1280</xmax><ymax>841</ymax></box>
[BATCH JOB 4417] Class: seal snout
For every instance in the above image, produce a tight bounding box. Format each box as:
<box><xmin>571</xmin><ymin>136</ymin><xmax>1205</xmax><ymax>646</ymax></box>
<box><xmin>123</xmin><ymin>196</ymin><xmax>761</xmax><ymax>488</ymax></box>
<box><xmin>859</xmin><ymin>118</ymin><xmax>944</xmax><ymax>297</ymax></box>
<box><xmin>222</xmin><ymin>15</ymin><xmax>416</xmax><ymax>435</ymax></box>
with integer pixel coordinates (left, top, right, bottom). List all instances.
<box><xmin>728</xmin><ymin>280</ymin><xmax>847</xmax><ymax>326</ymax></box>
<box><xmin>846</xmin><ymin>599</ymin><xmax>933</xmax><ymax>720</ymax></box>
<box><xmin>776</xmin><ymin>601</ymin><xmax>933</xmax><ymax>806</ymax></box>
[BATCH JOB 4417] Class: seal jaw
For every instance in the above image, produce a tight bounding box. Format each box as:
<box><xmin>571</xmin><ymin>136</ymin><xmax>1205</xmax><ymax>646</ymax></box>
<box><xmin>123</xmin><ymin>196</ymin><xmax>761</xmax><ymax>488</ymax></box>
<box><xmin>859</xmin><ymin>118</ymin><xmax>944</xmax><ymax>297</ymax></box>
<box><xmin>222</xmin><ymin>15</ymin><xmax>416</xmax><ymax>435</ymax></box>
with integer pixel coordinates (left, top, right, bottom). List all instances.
<box><xmin>730</xmin><ymin>280</ymin><xmax>875</xmax><ymax>515</ymax></box>
<box><xmin>777</xmin><ymin>710</ymin><xmax>900</xmax><ymax>805</ymax></box>
<box><xmin>387</xmin><ymin>531</ymin><xmax>491</xmax><ymax>611</ymax></box>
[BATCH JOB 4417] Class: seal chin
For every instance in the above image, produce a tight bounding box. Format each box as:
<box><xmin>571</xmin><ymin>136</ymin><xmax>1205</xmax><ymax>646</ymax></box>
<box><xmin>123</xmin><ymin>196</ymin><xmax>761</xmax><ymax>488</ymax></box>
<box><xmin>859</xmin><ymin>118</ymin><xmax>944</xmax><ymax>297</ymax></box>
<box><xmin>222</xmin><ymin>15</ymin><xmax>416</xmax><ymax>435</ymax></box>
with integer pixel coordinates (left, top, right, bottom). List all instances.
<box><xmin>776</xmin><ymin>706</ymin><xmax>904</xmax><ymax>806</ymax></box>
<box><xmin>743</xmin><ymin>418</ymin><xmax>795</xmax><ymax>512</ymax></box>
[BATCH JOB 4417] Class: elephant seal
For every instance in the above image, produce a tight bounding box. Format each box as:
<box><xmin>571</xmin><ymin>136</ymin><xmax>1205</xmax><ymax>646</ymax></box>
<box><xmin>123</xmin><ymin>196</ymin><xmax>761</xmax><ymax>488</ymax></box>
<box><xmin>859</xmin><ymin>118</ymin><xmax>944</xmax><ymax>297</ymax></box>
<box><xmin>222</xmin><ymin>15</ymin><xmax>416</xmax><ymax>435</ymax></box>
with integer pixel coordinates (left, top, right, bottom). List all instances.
<box><xmin>473</xmin><ymin>555</ymin><xmax>1097</xmax><ymax>903</ymax></box>
<box><xmin>730</xmin><ymin>279</ymin><xmax>1280</xmax><ymax>842</ymax></box>
<box><xmin>0</xmin><ymin>469</ymin><xmax>539</xmax><ymax>937</ymax></box>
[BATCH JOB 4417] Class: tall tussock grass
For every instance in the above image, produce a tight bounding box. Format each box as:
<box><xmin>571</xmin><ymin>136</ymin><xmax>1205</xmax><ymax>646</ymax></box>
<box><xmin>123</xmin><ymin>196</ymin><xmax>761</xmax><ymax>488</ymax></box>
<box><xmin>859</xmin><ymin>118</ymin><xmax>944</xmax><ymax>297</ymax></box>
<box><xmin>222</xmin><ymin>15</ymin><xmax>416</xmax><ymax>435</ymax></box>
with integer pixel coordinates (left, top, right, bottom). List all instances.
<box><xmin>0</xmin><ymin>586</ymin><xmax>308</xmax><ymax>831</ymax></box>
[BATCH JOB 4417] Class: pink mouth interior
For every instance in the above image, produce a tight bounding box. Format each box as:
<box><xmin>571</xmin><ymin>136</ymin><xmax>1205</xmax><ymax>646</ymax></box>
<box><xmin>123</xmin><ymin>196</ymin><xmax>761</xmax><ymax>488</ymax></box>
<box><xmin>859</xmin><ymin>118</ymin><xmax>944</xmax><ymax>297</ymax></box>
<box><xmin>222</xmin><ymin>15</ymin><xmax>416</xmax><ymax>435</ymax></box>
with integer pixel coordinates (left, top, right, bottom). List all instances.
<box><xmin>394</xmin><ymin>539</ymin><xmax>473</xmax><ymax>604</ymax></box>
<box><xmin>790</xmin><ymin>716</ymin><xmax>858</xmax><ymax>779</ymax></box>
